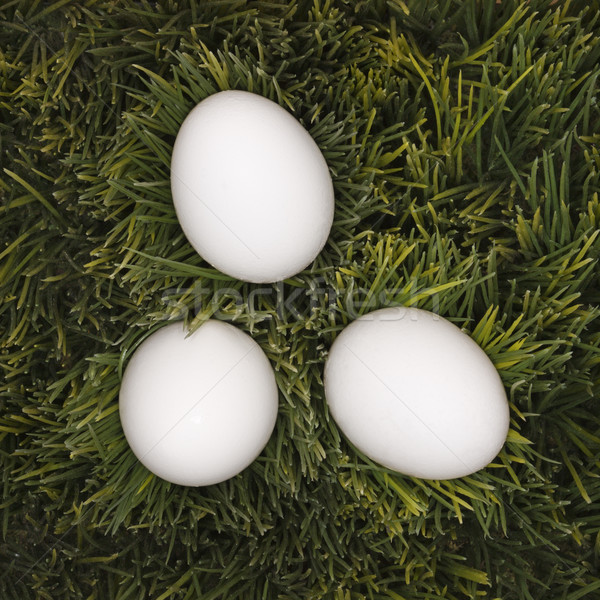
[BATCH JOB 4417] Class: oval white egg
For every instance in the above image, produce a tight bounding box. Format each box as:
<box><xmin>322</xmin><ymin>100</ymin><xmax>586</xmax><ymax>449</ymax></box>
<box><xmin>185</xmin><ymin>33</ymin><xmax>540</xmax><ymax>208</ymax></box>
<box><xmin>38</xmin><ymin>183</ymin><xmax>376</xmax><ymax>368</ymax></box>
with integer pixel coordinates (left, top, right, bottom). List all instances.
<box><xmin>119</xmin><ymin>320</ymin><xmax>278</xmax><ymax>486</ymax></box>
<box><xmin>170</xmin><ymin>90</ymin><xmax>335</xmax><ymax>283</ymax></box>
<box><xmin>324</xmin><ymin>307</ymin><xmax>510</xmax><ymax>479</ymax></box>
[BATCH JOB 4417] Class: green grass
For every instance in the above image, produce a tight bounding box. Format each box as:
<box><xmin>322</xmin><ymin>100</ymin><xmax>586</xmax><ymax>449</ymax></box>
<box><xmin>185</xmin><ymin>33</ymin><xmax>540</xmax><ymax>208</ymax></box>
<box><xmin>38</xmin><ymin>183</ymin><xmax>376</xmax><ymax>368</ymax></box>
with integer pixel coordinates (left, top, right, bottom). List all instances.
<box><xmin>1</xmin><ymin>0</ymin><xmax>600</xmax><ymax>598</ymax></box>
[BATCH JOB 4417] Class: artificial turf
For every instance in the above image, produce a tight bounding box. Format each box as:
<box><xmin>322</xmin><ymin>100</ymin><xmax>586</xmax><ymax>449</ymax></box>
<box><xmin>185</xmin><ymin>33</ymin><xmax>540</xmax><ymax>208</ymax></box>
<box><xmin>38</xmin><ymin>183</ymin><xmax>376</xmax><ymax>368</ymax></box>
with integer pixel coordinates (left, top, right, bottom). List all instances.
<box><xmin>1</xmin><ymin>0</ymin><xmax>600</xmax><ymax>598</ymax></box>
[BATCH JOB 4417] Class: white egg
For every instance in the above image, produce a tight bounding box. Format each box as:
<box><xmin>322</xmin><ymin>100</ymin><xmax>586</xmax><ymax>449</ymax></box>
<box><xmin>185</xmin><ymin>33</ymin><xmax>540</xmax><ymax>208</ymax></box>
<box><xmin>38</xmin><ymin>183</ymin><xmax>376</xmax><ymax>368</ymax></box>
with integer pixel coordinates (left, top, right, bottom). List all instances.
<box><xmin>170</xmin><ymin>90</ymin><xmax>335</xmax><ymax>283</ymax></box>
<box><xmin>119</xmin><ymin>320</ymin><xmax>278</xmax><ymax>486</ymax></box>
<box><xmin>324</xmin><ymin>307</ymin><xmax>510</xmax><ymax>479</ymax></box>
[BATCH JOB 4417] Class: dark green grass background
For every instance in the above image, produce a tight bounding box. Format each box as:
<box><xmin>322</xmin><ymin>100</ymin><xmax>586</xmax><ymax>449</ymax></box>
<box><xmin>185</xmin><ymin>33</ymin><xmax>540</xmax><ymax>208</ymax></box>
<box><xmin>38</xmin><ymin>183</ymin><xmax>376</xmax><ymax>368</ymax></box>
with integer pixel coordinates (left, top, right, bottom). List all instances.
<box><xmin>1</xmin><ymin>0</ymin><xmax>600</xmax><ymax>598</ymax></box>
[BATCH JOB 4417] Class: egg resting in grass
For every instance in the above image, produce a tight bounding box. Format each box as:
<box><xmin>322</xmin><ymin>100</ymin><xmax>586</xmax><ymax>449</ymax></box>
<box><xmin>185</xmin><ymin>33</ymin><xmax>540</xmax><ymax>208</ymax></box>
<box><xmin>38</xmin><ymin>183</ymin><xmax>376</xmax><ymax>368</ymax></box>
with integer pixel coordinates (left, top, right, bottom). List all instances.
<box><xmin>324</xmin><ymin>307</ymin><xmax>510</xmax><ymax>480</ymax></box>
<box><xmin>119</xmin><ymin>320</ymin><xmax>278</xmax><ymax>486</ymax></box>
<box><xmin>170</xmin><ymin>90</ymin><xmax>335</xmax><ymax>283</ymax></box>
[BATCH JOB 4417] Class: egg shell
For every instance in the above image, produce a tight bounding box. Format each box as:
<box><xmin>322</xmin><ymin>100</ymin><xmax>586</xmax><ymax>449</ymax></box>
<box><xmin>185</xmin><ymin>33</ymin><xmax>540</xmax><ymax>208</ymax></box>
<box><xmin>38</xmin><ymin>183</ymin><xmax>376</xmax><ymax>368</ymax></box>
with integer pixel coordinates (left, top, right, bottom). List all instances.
<box><xmin>324</xmin><ymin>307</ymin><xmax>510</xmax><ymax>480</ymax></box>
<box><xmin>170</xmin><ymin>90</ymin><xmax>335</xmax><ymax>283</ymax></box>
<box><xmin>119</xmin><ymin>320</ymin><xmax>278</xmax><ymax>486</ymax></box>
